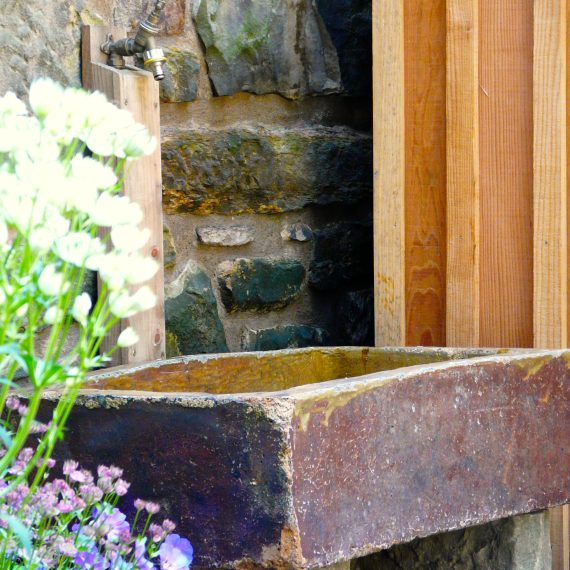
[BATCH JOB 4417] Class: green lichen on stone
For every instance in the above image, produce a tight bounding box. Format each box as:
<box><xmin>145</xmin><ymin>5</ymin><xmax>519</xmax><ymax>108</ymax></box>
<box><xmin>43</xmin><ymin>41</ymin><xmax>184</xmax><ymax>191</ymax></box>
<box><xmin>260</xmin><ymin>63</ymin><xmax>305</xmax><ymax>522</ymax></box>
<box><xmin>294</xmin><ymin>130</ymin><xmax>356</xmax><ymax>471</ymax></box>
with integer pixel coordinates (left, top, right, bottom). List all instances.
<box><xmin>217</xmin><ymin>258</ymin><xmax>306</xmax><ymax>313</ymax></box>
<box><xmin>165</xmin><ymin>261</ymin><xmax>228</xmax><ymax>355</ymax></box>
<box><xmin>193</xmin><ymin>0</ymin><xmax>341</xmax><ymax>98</ymax></box>
<box><xmin>161</xmin><ymin>126</ymin><xmax>372</xmax><ymax>215</ymax></box>
<box><xmin>226</xmin><ymin>11</ymin><xmax>271</xmax><ymax>61</ymax></box>
<box><xmin>163</xmin><ymin>223</ymin><xmax>177</xmax><ymax>268</ymax></box>
<box><xmin>165</xmin><ymin>330</ymin><xmax>181</xmax><ymax>358</ymax></box>
<box><xmin>160</xmin><ymin>47</ymin><xmax>200</xmax><ymax>103</ymax></box>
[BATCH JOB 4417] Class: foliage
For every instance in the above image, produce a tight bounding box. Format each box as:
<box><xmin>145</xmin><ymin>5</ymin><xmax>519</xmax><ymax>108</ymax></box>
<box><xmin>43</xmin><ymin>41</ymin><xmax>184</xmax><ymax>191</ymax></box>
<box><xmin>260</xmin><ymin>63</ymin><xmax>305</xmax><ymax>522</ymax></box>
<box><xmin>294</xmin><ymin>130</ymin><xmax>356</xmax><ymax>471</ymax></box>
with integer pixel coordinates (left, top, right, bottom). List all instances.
<box><xmin>0</xmin><ymin>79</ymin><xmax>192</xmax><ymax>568</ymax></box>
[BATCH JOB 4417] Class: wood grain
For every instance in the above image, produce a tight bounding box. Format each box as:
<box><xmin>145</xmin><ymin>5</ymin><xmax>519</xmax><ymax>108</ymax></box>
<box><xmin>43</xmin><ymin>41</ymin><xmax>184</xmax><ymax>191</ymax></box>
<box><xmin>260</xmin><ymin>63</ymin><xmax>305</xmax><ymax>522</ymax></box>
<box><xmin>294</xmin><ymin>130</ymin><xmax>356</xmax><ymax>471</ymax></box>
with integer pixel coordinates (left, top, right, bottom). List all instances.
<box><xmin>533</xmin><ymin>1</ymin><xmax>568</xmax><ymax>567</ymax></box>
<box><xmin>446</xmin><ymin>0</ymin><xmax>480</xmax><ymax>347</ymax></box>
<box><xmin>373</xmin><ymin>0</ymin><xmax>405</xmax><ymax>346</ymax></box>
<box><xmin>82</xmin><ymin>26</ymin><xmax>166</xmax><ymax>366</ymax></box>
<box><xmin>479</xmin><ymin>0</ymin><xmax>533</xmax><ymax>348</ymax></box>
<box><xmin>533</xmin><ymin>0</ymin><xmax>567</xmax><ymax>350</ymax></box>
<box><xmin>404</xmin><ymin>0</ymin><xmax>447</xmax><ymax>347</ymax></box>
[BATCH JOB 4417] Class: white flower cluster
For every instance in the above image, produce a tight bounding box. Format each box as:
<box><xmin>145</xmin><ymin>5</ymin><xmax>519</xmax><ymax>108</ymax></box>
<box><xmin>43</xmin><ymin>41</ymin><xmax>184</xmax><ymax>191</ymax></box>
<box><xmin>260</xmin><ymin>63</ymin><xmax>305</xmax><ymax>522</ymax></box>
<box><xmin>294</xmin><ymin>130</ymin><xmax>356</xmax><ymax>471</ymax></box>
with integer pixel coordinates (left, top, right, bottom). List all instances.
<box><xmin>0</xmin><ymin>78</ymin><xmax>160</xmax><ymax>352</ymax></box>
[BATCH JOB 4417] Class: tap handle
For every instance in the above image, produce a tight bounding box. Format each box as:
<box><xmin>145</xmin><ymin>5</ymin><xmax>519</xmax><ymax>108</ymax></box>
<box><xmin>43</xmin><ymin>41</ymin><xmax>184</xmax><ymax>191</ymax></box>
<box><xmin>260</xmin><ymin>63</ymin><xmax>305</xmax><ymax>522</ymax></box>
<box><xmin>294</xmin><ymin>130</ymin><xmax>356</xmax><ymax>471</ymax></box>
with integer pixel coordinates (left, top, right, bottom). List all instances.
<box><xmin>141</xmin><ymin>0</ymin><xmax>166</xmax><ymax>35</ymax></box>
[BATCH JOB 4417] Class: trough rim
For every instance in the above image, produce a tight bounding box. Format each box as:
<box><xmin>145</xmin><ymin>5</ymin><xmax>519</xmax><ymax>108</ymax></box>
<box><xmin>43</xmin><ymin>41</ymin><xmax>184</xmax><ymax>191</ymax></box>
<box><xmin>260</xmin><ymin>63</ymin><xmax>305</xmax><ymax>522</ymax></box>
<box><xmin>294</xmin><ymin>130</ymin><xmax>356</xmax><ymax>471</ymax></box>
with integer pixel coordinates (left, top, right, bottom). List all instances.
<box><xmin>40</xmin><ymin>345</ymin><xmax>562</xmax><ymax>403</ymax></box>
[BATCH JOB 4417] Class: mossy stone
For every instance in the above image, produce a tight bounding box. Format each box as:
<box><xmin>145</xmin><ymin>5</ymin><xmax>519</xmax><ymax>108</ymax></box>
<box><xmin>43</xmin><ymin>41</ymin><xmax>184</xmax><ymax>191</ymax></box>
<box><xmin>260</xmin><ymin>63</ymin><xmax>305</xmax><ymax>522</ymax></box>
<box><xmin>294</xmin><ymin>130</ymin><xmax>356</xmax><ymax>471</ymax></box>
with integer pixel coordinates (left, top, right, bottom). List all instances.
<box><xmin>217</xmin><ymin>258</ymin><xmax>306</xmax><ymax>312</ymax></box>
<box><xmin>165</xmin><ymin>261</ymin><xmax>228</xmax><ymax>355</ymax></box>
<box><xmin>160</xmin><ymin>48</ymin><xmax>200</xmax><ymax>103</ymax></box>
<box><xmin>193</xmin><ymin>0</ymin><xmax>341</xmax><ymax>98</ymax></box>
<box><xmin>162</xmin><ymin>126</ymin><xmax>372</xmax><ymax>215</ymax></box>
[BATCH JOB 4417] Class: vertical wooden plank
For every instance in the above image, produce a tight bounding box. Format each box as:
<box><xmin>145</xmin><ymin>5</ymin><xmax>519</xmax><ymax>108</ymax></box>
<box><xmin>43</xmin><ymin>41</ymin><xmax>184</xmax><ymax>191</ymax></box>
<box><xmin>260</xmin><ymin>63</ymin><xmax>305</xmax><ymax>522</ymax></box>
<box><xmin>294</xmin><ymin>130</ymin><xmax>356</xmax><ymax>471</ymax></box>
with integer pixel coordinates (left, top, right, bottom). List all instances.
<box><xmin>534</xmin><ymin>2</ymin><xmax>569</xmax><ymax>568</ymax></box>
<box><xmin>446</xmin><ymin>0</ymin><xmax>480</xmax><ymax>347</ymax></box>
<box><xmin>404</xmin><ymin>0</ymin><xmax>447</xmax><ymax>347</ymax></box>
<box><xmin>534</xmin><ymin>0</ymin><xmax>568</xmax><ymax>349</ymax></box>
<box><xmin>479</xmin><ymin>0</ymin><xmax>534</xmax><ymax>348</ymax></box>
<box><xmin>373</xmin><ymin>0</ymin><xmax>405</xmax><ymax>346</ymax></box>
<box><xmin>82</xmin><ymin>25</ymin><xmax>166</xmax><ymax>365</ymax></box>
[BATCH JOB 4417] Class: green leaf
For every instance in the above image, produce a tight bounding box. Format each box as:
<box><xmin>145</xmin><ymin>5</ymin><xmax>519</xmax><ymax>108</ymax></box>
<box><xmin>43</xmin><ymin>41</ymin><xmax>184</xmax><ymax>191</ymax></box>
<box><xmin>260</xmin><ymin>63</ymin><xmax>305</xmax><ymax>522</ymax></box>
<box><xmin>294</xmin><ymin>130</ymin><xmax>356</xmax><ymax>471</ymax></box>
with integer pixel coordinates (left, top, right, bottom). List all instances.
<box><xmin>0</xmin><ymin>426</ymin><xmax>12</xmax><ymax>448</ymax></box>
<box><xmin>0</xmin><ymin>513</ymin><xmax>32</xmax><ymax>554</ymax></box>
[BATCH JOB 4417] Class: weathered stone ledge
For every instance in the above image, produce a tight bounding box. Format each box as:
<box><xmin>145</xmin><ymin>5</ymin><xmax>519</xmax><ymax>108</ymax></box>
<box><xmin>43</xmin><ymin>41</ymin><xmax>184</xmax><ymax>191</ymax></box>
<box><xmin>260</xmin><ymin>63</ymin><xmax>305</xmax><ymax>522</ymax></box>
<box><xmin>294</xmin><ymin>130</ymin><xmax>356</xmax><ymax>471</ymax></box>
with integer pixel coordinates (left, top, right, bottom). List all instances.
<box><xmin>161</xmin><ymin>125</ymin><xmax>372</xmax><ymax>215</ymax></box>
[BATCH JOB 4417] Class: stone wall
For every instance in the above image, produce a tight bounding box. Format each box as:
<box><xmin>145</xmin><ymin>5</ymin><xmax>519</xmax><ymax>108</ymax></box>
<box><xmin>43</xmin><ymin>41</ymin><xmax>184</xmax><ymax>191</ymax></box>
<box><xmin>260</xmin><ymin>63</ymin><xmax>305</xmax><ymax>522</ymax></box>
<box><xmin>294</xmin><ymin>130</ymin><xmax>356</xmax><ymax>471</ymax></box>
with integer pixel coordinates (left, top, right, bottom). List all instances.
<box><xmin>354</xmin><ymin>512</ymin><xmax>552</xmax><ymax>570</ymax></box>
<box><xmin>0</xmin><ymin>0</ymin><xmax>373</xmax><ymax>355</ymax></box>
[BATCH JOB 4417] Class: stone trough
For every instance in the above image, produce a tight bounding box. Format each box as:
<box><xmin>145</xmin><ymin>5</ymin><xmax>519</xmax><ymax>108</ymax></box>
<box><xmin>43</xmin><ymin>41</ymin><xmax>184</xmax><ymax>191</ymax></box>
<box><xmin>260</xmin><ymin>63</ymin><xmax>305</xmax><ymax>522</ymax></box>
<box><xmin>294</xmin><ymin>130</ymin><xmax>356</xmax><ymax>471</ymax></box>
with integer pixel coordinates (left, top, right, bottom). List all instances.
<box><xmin>44</xmin><ymin>347</ymin><xmax>570</xmax><ymax>569</ymax></box>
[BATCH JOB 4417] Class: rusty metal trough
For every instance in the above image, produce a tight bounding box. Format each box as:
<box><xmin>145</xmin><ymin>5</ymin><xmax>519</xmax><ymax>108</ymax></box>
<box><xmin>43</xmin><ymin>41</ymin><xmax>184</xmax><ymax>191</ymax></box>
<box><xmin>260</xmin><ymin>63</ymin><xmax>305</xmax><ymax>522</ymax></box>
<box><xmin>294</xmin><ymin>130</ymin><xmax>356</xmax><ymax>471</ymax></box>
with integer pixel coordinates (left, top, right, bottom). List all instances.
<box><xmin>44</xmin><ymin>347</ymin><xmax>570</xmax><ymax>569</ymax></box>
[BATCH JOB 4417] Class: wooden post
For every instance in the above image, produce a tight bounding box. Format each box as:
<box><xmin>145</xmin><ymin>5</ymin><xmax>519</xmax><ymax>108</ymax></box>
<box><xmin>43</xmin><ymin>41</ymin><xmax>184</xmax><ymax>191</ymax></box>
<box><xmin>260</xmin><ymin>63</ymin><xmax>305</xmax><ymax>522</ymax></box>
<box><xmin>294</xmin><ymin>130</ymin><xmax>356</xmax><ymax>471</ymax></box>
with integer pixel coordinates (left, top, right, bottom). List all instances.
<box><xmin>373</xmin><ymin>0</ymin><xmax>405</xmax><ymax>347</ymax></box>
<box><xmin>479</xmin><ymin>1</ymin><xmax>534</xmax><ymax>348</ymax></box>
<box><xmin>82</xmin><ymin>25</ymin><xmax>166</xmax><ymax>366</ymax></box>
<box><xmin>403</xmin><ymin>0</ymin><xmax>447</xmax><ymax>347</ymax></box>
<box><xmin>445</xmin><ymin>0</ymin><xmax>480</xmax><ymax>348</ymax></box>
<box><xmin>534</xmin><ymin>1</ymin><xmax>569</xmax><ymax>566</ymax></box>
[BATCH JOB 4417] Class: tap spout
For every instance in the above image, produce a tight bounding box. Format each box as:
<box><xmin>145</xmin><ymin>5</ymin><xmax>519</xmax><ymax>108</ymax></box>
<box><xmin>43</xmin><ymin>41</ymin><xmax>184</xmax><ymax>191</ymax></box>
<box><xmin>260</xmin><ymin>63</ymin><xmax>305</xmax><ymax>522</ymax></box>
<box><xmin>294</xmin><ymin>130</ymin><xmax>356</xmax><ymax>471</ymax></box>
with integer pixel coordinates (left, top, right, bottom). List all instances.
<box><xmin>100</xmin><ymin>0</ymin><xmax>167</xmax><ymax>81</ymax></box>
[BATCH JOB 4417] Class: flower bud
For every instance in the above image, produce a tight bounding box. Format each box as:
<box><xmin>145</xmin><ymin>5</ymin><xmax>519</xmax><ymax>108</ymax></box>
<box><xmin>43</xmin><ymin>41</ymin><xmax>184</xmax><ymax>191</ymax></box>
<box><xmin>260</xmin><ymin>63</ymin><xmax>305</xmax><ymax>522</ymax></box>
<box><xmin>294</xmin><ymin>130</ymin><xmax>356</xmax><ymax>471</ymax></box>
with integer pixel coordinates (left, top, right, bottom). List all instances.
<box><xmin>117</xmin><ymin>327</ymin><xmax>139</xmax><ymax>348</ymax></box>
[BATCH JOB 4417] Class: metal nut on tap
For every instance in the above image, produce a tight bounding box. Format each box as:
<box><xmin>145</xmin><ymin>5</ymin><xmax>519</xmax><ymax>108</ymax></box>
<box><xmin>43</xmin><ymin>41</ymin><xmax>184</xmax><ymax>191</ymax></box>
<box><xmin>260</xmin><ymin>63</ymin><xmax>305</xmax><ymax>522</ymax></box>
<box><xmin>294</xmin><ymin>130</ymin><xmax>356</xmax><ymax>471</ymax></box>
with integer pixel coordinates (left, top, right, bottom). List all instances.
<box><xmin>143</xmin><ymin>48</ymin><xmax>166</xmax><ymax>81</ymax></box>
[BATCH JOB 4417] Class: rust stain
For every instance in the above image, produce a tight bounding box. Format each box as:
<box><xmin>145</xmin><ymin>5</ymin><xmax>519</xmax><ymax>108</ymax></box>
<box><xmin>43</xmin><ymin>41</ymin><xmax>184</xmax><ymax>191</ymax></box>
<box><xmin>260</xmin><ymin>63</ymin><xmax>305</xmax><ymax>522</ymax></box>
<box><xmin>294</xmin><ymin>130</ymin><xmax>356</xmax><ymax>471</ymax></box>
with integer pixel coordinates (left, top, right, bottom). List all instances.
<box><xmin>293</xmin><ymin>379</ymin><xmax>396</xmax><ymax>432</ymax></box>
<box><xmin>512</xmin><ymin>355</ymin><xmax>552</xmax><ymax>380</ymax></box>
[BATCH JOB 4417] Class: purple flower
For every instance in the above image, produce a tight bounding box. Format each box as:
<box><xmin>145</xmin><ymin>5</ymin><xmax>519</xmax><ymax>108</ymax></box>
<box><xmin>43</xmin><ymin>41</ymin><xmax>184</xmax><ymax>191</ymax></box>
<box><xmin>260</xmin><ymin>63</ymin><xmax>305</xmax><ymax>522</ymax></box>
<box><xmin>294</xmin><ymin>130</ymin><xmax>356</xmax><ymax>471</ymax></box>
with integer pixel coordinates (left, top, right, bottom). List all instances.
<box><xmin>95</xmin><ymin>508</ymin><xmax>130</xmax><ymax>542</ymax></box>
<box><xmin>134</xmin><ymin>499</ymin><xmax>147</xmax><ymax>511</ymax></box>
<box><xmin>109</xmin><ymin>466</ymin><xmax>123</xmax><ymax>479</ymax></box>
<box><xmin>149</xmin><ymin>523</ymin><xmax>165</xmax><ymax>543</ymax></box>
<box><xmin>5</xmin><ymin>396</ymin><xmax>20</xmax><ymax>410</ymax></box>
<box><xmin>114</xmin><ymin>478</ymin><xmax>130</xmax><ymax>496</ymax></box>
<box><xmin>159</xmin><ymin>535</ymin><xmax>193</xmax><ymax>570</ymax></box>
<box><xmin>133</xmin><ymin>538</ymin><xmax>154</xmax><ymax>570</ymax></box>
<box><xmin>74</xmin><ymin>547</ymin><xmax>110</xmax><ymax>570</ymax></box>
<box><xmin>145</xmin><ymin>502</ymin><xmax>160</xmax><ymax>515</ymax></box>
<box><xmin>63</xmin><ymin>460</ymin><xmax>79</xmax><ymax>476</ymax></box>
<box><xmin>80</xmin><ymin>483</ymin><xmax>104</xmax><ymax>503</ymax></box>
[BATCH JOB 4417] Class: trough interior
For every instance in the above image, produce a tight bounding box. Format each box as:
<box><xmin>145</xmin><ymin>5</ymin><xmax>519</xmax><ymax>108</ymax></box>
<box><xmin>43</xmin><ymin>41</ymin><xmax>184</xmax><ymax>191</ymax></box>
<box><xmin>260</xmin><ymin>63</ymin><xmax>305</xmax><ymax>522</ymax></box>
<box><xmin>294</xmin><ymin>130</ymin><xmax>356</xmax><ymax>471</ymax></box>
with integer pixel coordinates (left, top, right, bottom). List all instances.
<box><xmin>84</xmin><ymin>347</ymin><xmax>501</xmax><ymax>395</ymax></box>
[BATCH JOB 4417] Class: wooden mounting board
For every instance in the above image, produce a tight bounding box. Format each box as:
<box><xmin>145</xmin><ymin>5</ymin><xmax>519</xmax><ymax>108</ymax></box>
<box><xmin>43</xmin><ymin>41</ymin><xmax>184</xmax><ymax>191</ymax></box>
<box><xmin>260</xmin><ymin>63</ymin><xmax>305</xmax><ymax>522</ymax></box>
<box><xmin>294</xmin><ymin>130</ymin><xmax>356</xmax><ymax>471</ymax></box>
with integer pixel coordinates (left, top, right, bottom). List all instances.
<box><xmin>82</xmin><ymin>25</ymin><xmax>166</xmax><ymax>366</ymax></box>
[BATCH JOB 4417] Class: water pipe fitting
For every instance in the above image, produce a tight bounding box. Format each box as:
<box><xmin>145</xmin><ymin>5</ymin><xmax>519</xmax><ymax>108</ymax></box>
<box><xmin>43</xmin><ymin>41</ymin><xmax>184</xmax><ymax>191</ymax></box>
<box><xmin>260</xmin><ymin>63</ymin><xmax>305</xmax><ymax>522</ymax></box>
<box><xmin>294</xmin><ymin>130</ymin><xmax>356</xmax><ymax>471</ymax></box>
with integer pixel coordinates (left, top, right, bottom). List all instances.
<box><xmin>100</xmin><ymin>0</ymin><xmax>167</xmax><ymax>81</ymax></box>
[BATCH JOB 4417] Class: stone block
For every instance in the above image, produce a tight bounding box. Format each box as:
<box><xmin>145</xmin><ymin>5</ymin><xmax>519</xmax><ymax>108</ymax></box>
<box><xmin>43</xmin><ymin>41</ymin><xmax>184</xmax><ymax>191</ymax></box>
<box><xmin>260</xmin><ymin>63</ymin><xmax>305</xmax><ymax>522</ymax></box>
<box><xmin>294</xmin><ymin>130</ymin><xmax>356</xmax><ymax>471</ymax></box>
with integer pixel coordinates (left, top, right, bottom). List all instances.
<box><xmin>165</xmin><ymin>260</ymin><xmax>228</xmax><ymax>355</ymax></box>
<box><xmin>0</xmin><ymin>1</ymin><xmax>84</xmax><ymax>96</ymax></box>
<box><xmin>159</xmin><ymin>48</ymin><xmax>199</xmax><ymax>103</ymax></box>
<box><xmin>163</xmin><ymin>223</ymin><xmax>177</xmax><ymax>268</ymax></box>
<box><xmin>243</xmin><ymin>325</ymin><xmax>329</xmax><ymax>351</ymax></box>
<box><xmin>281</xmin><ymin>223</ymin><xmax>314</xmax><ymax>243</ymax></box>
<box><xmin>112</xmin><ymin>0</ymin><xmax>186</xmax><ymax>35</ymax></box>
<box><xmin>58</xmin><ymin>348</ymin><xmax>570</xmax><ymax>569</ymax></box>
<box><xmin>196</xmin><ymin>225</ymin><xmax>254</xmax><ymax>247</ymax></box>
<box><xmin>353</xmin><ymin>512</ymin><xmax>551</xmax><ymax>570</ymax></box>
<box><xmin>162</xmin><ymin>126</ymin><xmax>372</xmax><ymax>215</ymax></box>
<box><xmin>309</xmin><ymin>221</ymin><xmax>373</xmax><ymax>291</ymax></box>
<box><xmin>193</xmin><ymin>0</ymin><xmax>341</xmax><ymax>99</ymax></box>
<box><xmin>217</xmin><ymin>258</ymin><xmax>305</xmax><ymax>312</ymax></box>
<box><xmin>316</xmin><ymin>0</ymin><xmax>372</xmax><ymax>97</ymax></box>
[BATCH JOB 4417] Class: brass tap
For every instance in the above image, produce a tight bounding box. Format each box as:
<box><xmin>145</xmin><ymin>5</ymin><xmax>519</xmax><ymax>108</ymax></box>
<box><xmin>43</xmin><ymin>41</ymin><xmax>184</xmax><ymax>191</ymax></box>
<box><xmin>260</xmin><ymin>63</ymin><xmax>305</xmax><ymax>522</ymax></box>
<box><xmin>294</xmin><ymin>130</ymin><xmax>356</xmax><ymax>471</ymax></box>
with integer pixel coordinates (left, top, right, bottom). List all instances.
<box><xmin>100</xmin><ymin>0</ymin><xmax>167</xmax><ymax>81</ymax></box>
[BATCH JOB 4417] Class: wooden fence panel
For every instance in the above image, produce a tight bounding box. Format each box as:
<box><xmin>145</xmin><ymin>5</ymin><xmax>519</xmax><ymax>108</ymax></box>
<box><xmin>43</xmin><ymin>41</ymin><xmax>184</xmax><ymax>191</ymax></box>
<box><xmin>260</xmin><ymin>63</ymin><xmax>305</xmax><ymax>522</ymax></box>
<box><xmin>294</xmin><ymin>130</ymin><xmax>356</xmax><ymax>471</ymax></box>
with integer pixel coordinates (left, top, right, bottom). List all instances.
<box><xmin>404</xmin><ymin>0</ymin><xmax>447</xmax><ymax>347</ymax></box>
<box><xmin>373</xmin><ymin>0</ymin><xmax>405</xmax><ymax>346</ymax></box>
<box><xmin>446</xmin><ymin>0</ymin><xmax>480</xmax><ymax>347</ymax></box>
<box><xmin>374</xmin><ymin>0</ymin><xmax>570</xmax><ymax>566</ymax></box>
<box><xmin>479</xmin><ymin>0</ymin><xmax>534</xmax><ymax>348</ymax></box>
